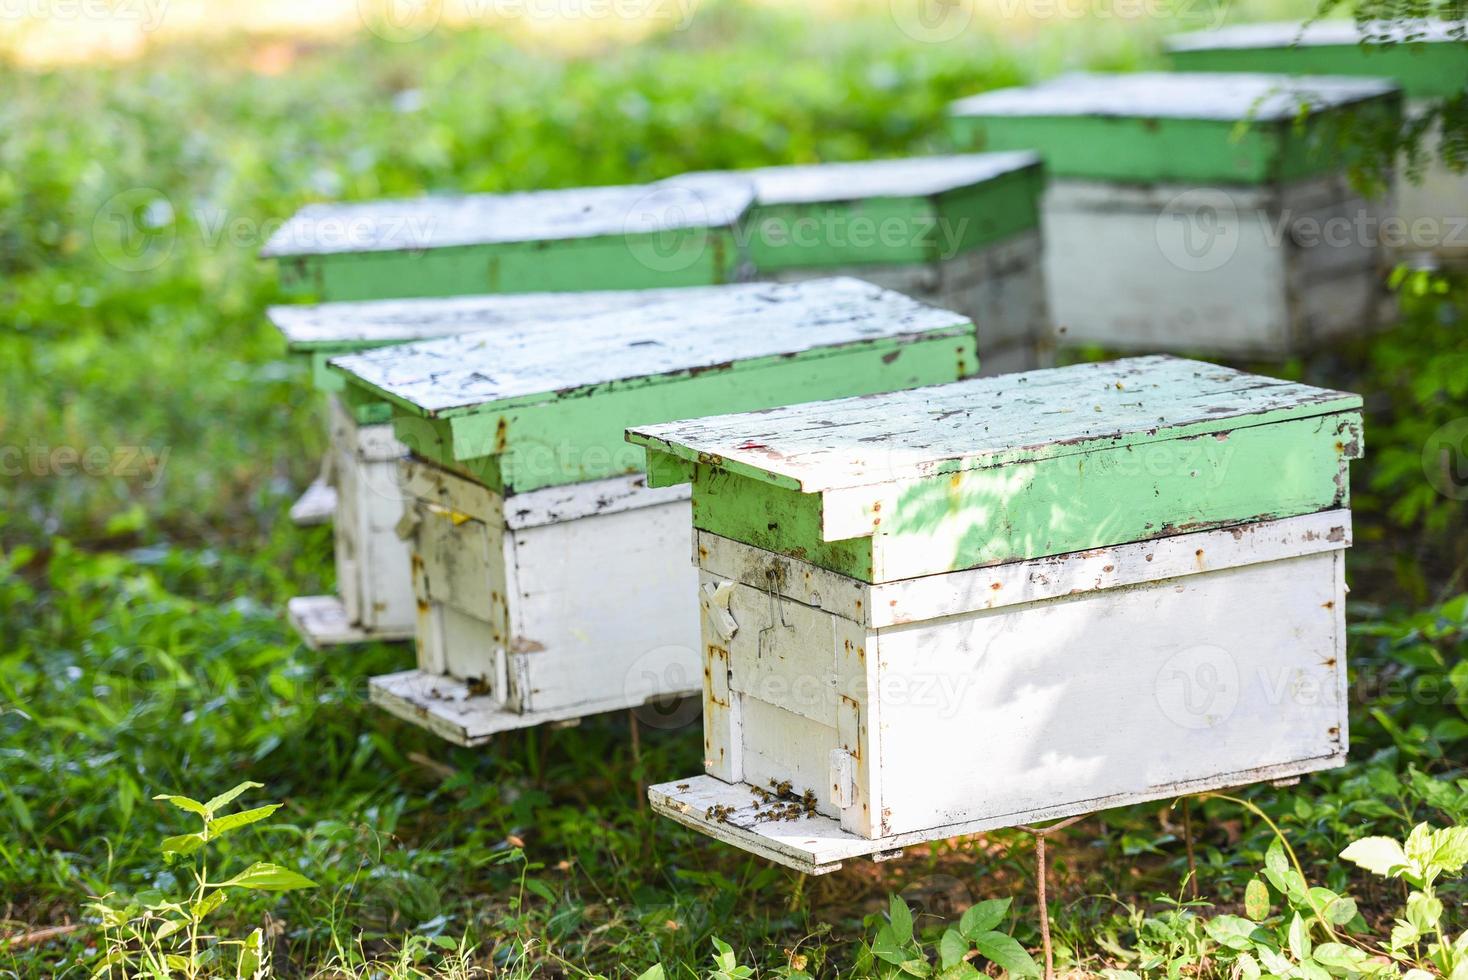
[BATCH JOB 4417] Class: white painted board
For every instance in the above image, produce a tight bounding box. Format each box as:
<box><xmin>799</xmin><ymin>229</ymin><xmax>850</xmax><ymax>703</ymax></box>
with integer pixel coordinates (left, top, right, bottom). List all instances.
<box><xmin>383</xmin><ymin>461</ymin><xmax>702</xmax><ymax>738</ymax></box>
<box><xmin>949</xmin><ymin>72</ymin><xmax>1397</xmax><ymax>121</ymax></box>
<box><xmin>330</xmin><ymin>277</ymin><xmax>972</xmax><ymax>416</ymax></box>
<box><xmin>1165</xmin><ymin>18</ymin><xmax>1461</xmax><ymax>51</ymax></box>
<box><xmin>680</xmin><ymin>152</ymin><xmax>1042</xmax><ymax>205</ymax></box>
<box><xmin>665</xmin><ymin>514</ymin><xmax>1350</xmax><ymax>860</ymax></box>
<box><xmin>268</xmin><ymin>284</ymin><xmax>756</xmax><ymax>349</ymax></box>
<box><xmin>262</xmin><ymin>176</ymin><xmax>754</xmax><ymax>257</ymax></box>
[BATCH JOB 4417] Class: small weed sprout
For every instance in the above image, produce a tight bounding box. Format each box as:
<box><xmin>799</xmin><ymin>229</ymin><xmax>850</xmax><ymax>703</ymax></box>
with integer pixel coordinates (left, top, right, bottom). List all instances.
<box><xmin>88</xmin><ymin>781</ymin><xmax>316</xmax><ymax>980</ymax></box>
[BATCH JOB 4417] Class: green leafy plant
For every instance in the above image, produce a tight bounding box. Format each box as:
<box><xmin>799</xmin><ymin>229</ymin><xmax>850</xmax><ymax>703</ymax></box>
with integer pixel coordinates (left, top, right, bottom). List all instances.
<box><xmin>88</xmin><ymin>781</ymin><xmax>317</xmax><ymax>979</ymax></box>
<box><xmin>1341</xmin><ymin>822</ymin><xmax>1468</xmax><ymax>978</ymax></box>
<box><xmin>859</xmin><ymin>895</ymin><xmax>1040</xmax><ymax>978</ymax></box>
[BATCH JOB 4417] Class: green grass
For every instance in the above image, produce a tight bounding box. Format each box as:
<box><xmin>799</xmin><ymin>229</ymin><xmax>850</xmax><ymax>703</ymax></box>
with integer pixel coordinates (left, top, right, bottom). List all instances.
<box><xmin>2</xmin><ymin>2</ymin><xmax>1467</xmax><ymax>976</ymax></box>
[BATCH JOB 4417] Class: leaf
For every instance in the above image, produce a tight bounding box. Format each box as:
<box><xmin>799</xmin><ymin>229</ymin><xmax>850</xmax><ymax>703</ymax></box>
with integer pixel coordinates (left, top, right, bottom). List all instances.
<box><xmin>192</xmin><ymin>889</ymin><xmax>227</xmax><ymax>922</ymax></box>
<box><xmin>1340</xmin><ymin>836</ymin><xmax>1410</xmax><ymax>878</ymax></box>
<box><xmin>1257</xmin><ymin>945</ymin><xmax>1294</xmax><ymax>975</ymax></box>
<box><xmin>237</xmin><ymin>927</ymin><xmax>263</xmax><ymax>980</ymax></box>
<box><xmin>959</xmin><ymin>898</ymin><xmax>1010</xmax><ymax>939</ymax></box>
<box><xmin>206</xmin><ymin>804</ymin><xmax>281</xmax><ymax>840</ymax></box>
<box><xmin>153</xmin><ymin>917</ymin><xmax>187</xmax><ymax>942</ymax></box>
<box><xmin>160</xmin><ymin>833</ymin><xmax>206</xmax><ymax>859</ymax></box>
<box><xmin>888</xmin><ymin>895</ymin><xmax>914</xmax><ymax>946</ymax></box>
<box><xmin>1245</xmin><ymin>878</ymin><xmax>1270</xmax><ymax>921</ymax></box>
<box><xmin>973</xmin><ymin>932</ymin><xmax>1040</xmax><ymax>978</ymax></box>
<box><xmin>153</xmin><ymin>794</ymin><xmax>209</xmax><ymax>817</ymax></box>
<box><xmin>1312</xmin><ymin>943</ymin><xmax>1370</xmax><ymax>971</ymax></box>
<box><xmin>1322</xmin><ymin>895</ymin><xmax>1358</xmax><ymax>926</ymax></box>
<box><xmin>1265</xmin><ymin>837</ymin><xmax>1289</xmax><ymax>878</ymax></box>
<box><xmin>204</xmin><ymin>781</ymin><xmax>263</xmax><ymax>815</ymax></box>
<box><xmin>633</xmin><ymin>967</ymin><xmax>666</xmax><ymax>980</ymax></box>
<box><xmin>1288</xmin><ymin>913</ymin><xmax>1311</xmax><ymax>962</ymax></box>
<box><xmin>871</xmin><ymin>933</ymin><xmax>912</xmax><ymax>968</ymax></box>
<box><xmin>218</xmin><ymin>862</ymin><xmax>317</xmax><ymax>892</ymax></box>
<box><xmin>939</xmin><ymin>928</ymin><xmax>968</xmax><ymax>970</ymax></box>
<box><xmin>1205</xmin><ymin>915</ymin><xmax>1263</xmax><ymax>951</ymax></box>
<box><xmin>1299</xmin><ymin>960</ymin><xmax>1331</xmax><ymax>980</ymax></box>
<box><xmin>1405</xmin><ymin>891</ymin><xmax>1443</xmax><ymax>933</ymax></box>
<box><xmin>524</xmin><ymin>877</ymin><xmax>556</xmax><ymax>904</ymax></box>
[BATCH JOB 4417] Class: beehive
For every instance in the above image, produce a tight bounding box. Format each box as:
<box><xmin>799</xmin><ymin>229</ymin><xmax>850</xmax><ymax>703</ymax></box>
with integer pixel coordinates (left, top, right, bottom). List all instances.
<box><xmin>949</xmin><ymin>73</ymin><xmax>1402</xmax><ymax>356</ymax></box>
<box><xmin>1166</xmin><ymin>21</ymin><xmax>1468</xmax><ymax>266</ymax></box>
<box><xmin>629</xmin><ymin>356</ymin><xmax>1362</xmax><ymax>873</ymax></box>
<box><xmin>680</xmin><ymin>154</ymin><xmax>1049</xmax><ymax>374</ymax></box>
<box><xmin>268</xmin><ymin>286</ymin><xmax>740</xmax><ymax>647</ymax></box>
<box><xmin>260</xmin><ymin>177</ymin><xmax>754</xmax><ymax>301</ymax></box>
<box><xmin>328</xmin><ymin>278</ymin><xmax>982</xmax><ymax>741</ymax></box>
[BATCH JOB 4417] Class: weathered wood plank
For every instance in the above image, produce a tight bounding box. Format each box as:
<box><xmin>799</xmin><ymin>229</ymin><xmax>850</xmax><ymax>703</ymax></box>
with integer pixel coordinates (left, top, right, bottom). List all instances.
<box><xmin>630</xmin><ymin>355</ymin><xmax>1361</xmax><ymax>492</ymax></box>
<box><xmin>949</xmin><ymin>73</ymin><xmax>1400</xmax><ymax>184</ymax></box>
<box><xmin>286</xmin><ymin>595</ymin><xmax>413</xmax><ymax>650</ymax></box>
<box><xmin>652</xmin><ymin>745</ymin><xmax>1347</xmax><ymax>874</ymax></box>
<box><xmin>695</xmin><ymin>509</ymin><xmax>1351</xmax><ymax>628</ymax></box>
<box><xmin>268</xmin><ymin>285</ymin><xmax>747</xmax><ymax>351</ymax></box>
<box><xmin>1165</xmin><ymin>21</ymin><xmax>1468</xmax><ymax>100</ymax></box>
<box><xmin>331</xmin><ymin>278</ymin><xmax>972</xmax><ymax>417</ymax></box>
<box><xmin>950</xmin><ymin>71</ymin><xmax>1397</xmax><ymax>122</ymax></box>
<box><xmin>262</xmin><ymin>178</ymin><xmax>754</xmax><ymax>257</ymax></box>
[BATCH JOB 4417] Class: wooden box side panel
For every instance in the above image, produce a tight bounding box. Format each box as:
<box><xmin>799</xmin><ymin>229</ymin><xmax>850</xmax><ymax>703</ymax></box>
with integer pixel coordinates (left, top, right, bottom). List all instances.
<box><xmin>1042</xmin><ymin>180</ymin><xmax>1292</xmax><ymax>355</ymax></box>
<box><xmin>506</xmin><ymin>497</ymin><xmax>701</xmax><ymax>716</ymax></box>
<box><xmin>330</xmin><ymin>405</ymin><xmax>415</xmax><ymax>632</ymax></box>
<box><xmin>871</xmin><ymin>550</ymin><xmax>1348</xmax><ymax>837</ymax></box>
<box><xmin>866</xmin><ymin>414</ymin><xmax>1355</xmax><ymax>581</ymax></box>
<box><xmin>696</xmin><ymin>569</ymin><xmax>885</xmax><ymax>836</ymax></box>
<box><xmin>403</xmin><ymin>463</ymin><xmax>513</xmax><ymax>702</ymax></box>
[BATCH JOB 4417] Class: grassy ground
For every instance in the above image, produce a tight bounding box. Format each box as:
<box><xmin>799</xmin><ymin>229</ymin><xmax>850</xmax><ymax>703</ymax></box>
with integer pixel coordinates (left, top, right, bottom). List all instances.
<box><xmin>2</xmin><ymin>2</ymin><xmax>1467</xmax><ymax>976</ymax></box>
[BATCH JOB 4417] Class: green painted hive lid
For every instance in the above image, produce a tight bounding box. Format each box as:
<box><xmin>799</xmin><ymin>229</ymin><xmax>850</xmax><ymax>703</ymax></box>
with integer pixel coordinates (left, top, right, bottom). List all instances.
<box><xmin>677</xmin><ymin>153</ymin><xmax>1044</xmax><ymax>271</ymax></box>
<box><xmin>948</xmin><ymin>72</ymin><xmax>1400</xmax><ymax>185</ymax></box>
<box><xmin>259</xmin><ymin>177</ymin><xmax>756</xmax><ymax>300</ymax></box>
<box><xmin>627</xmin><ymin>355</ymin><xmax>1364</xmax><ymax>583</ymax></box>
<box><xmin>261</xmin><ymin>177</ymin><xmax>753</xmax><ymax>259</ymax></box>
<box><xmin>268</xmin><ymin>286</ymin><xmax>740</xmax><ymax>355</ymax></box>
<box><xmin>328</xmin><ymin>277</ymin><xmax>979</xmax><ymax>494</ymax></box>
<box><xmin>1165</xmin><ymin>20</ymin><xmax>1467</xmax><ymax>100</ymax></box>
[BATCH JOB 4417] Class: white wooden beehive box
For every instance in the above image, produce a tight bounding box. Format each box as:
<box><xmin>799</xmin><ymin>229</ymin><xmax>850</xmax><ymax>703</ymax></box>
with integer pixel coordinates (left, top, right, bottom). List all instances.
<box><xmin>628</xmin><ymin>356</ymin><xmax>1363</xmax><ymax>873</ymax></box>
<box><xmin>949</xmin><ymin>73</ymin><xmax>1403</xmax><ymax>356</ymax></box>
<box><xmin>327</xmin><ymin>278</ymin><xmax>983</xmax><ymax>741</ymax></box>
<box><xmin>678</xmin><ymin>153</ymin><xmax>1050</xmax><ymax>375</ymax></box>
<box><xmin>268</xmin><ymin>286</ymin><xmax>749</xmax><ymax>648</ymax></box>
<box><xmin>1165</xmin><ymin>20</ymin><xmax>1468</xmax><ymax>267</ymax></box>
